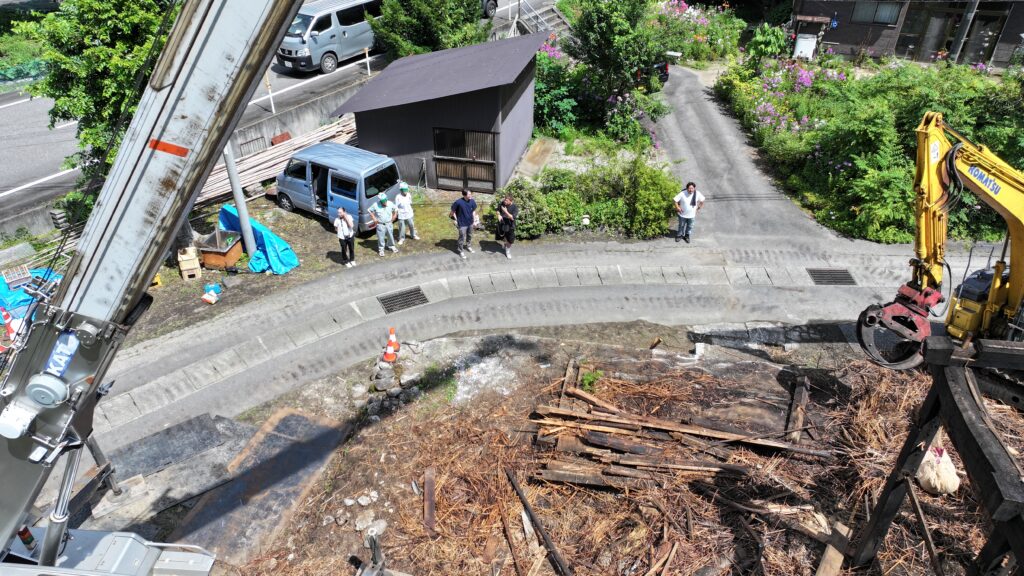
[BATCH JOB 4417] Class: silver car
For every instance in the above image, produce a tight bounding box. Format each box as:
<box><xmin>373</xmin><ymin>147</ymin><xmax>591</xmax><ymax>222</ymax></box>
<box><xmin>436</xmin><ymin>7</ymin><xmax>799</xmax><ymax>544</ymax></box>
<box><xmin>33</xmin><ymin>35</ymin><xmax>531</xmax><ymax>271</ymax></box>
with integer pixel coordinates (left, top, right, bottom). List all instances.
<box><xmin>276</xmin><ymin>0</ymin><xmax>379</xmax><ymax>74</ymax></box>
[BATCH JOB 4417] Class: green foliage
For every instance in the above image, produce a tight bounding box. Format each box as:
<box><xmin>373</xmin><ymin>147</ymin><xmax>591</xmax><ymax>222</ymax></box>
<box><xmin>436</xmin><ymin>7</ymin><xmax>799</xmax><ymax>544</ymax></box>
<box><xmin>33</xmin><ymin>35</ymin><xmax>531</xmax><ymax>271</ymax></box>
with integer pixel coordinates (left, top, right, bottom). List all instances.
<box><xmin>745</xmin><ymin>23</ymin><xmax>787</xmax><ymax>65</ymax></box>
<box><xmin>368</xmin><ymin>0</ymin><xmax>489</xmax><ymax>59</ymax></box>
<box><xmin>55</xmin><ymin>190</ymin><xmax>96</xmax><ymax>226</ymax></box>
<box><xmin>621</xmin><ymin>156</ymin><xmax>678</xmax><ymax>239</ymax></box>
<box><xmin>555</xmin><ymin>0</ymin><xmax>581</xmax><ymax>25</ymax></box>
<box><xmin>564</xmin><ymin>0</ymin><xmax>663</xmax><ymax>104</ymax></box>
<box><xmin>17</xmin><ymin>0</ymin><xmax>176</xmax><ymax>186</ymax></box>
<box><xmin>580</xmin><ymin>369</ymin><xmax>603</xmax><ymax>392</ymax></box>
<box><xmin>534</xmin><ymin>52</ymin><xmax>578</xmax><ymax>134</ymax></box>
<box><xmin>656</xmin><ymin>2</ymin><xmax>745</xmax><ymax>62</ymax></box>
<box><xmin>764</xmin><ymin>2</ymin><xmax>793</xmax><ymax>25</ymax></box>
<box><xmin>714</xmin><ymin>58</ymin><xmax>1024</xmax><ymax>242</ymax></box>
<box><xmin>0</xmin><ymin>227</ymin><xmax>33</xmax><ymax>251</ymax></box>
<box><xmin>0</xmin><ymin>33</ymin><xmax>43</xmax><ymax>80</ymax></box>
<box><xmin>495</xmin><ymin>178</ymin><xmax>550</xmax><ymax>238</ymax></box>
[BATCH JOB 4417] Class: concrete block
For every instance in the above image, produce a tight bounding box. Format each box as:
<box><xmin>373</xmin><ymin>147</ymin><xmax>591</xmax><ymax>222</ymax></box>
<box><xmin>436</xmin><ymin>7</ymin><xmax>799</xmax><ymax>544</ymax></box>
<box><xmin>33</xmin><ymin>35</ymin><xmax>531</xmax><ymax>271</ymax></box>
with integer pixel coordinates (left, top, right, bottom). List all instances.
<box><xmin>555</xmin><ymin>268</ymin><xmax>581</xmax><ymax>287</ymax></box>
<box><xmin>310</xmin><ymin>316</ymin><xmax>341</xmax><ymax>339</ymax></box>
<box><xmin>131</xmin><ymin>374</ymin><xmax>197</xmax><ymax>416</ymax></box>
<box><xmin>784</xmin><ymin>267</ymin><xmax>814</xmax><ymax>286</ymax></box>
<box><xmin>330</xmin><ymin>308</ymin><xmax>362</xmax><ymax>330</ymax></box>
<box><xmin>661</xmin><ymin>266</ymin><xmax>687</xmax><ymax>284</ymax></box>
<box><xmin>745</xmin><ymin>267</ymin><xmax>772</xmax><ymax>286</ymax></box>
<box><xmin>510</xmin><ymin>269</ymin><xmax>538</xmax><ymax>290</ymax></box>
<box><xmin>182</xmin><ymin>361</ymin><xmax>224</xmax><ymax>391</ymax></box>
<box><xmin>619</xmin><ymin>266</ymin><xmax>644</xmax><ymax>284</ymax></box>
<box><xmin>419</xmin><ymin>279</ymin><xmax>451</xmax><ymax>303</ymax></box>
<box><xmin>746</xmin><ymin>321</ymin><xmax>786</xmax><ymax>346</ymax></box>
<box><xmin>725</xmin><ymin>267</ymin><xmax>750</xmax><ymax>285</ymax></box>
<box><xmin>685</xmin><ymin>266</ymin><xmax>728</xmax><ymax>285</ymax></box>
<box><xmin>206</xmin><ymin>347</ymin><xmax>248</xmax><ymax>380</ymax></box>
<box><xmin>596</xmin><ymin>265</ymin><xmax>622</xmax><ymax>285</ymax></box>
<box><xmin>351</xmin><ymin>296</ymin><xmax>386</xmax><ymax>321</ymax></box>
<box><xmin>576</xmin><ymin>267</ymin><xmax>601</xmax><ymax>286</ymax></box>
<box><xmin>533</xmin><ymin>268</ymin><xmax>558</xmax><ymax>288</ymax></box>
<box><xmin>764</xmin><ymin>267</ymin><xmax>794</xmax><ymax>286</ymax></box>
<box><xmin>446</xmin><ymin>275</ymin><xmax>474</xmax><ymax>298</ymax></box>
<box><xmin>285</xmin><ymin>324</ymin><xmax>320</xmax><ymax>348</ymax></box>
<box><xmin>100</xmin><ymin>393</ymin><xmax>143</xmax><ymax>428</ymax></box>
<box><xmin>0</xmin><ymin>243</ymin><xmax>35</xmax><ymax>267</ymax></box>
<box><xmin>469</xmin><ymin>274</ymin><xmax>496</xmax><ymax>294</ymax></box>
<box><xmin>489</xmin><ymin>272</ymin><xmax>516</xmax><ymax>292</ymax></box>
<box><xmin>641</xmin><ymin>266</ymin><xmax>666</xmax><ymax>284</ymax></box>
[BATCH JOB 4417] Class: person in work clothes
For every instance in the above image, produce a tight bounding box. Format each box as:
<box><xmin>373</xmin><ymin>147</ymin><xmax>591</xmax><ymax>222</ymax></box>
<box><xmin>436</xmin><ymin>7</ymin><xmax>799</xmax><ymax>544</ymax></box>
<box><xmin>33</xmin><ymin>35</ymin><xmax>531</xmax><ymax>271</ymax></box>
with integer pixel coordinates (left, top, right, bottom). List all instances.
<box><xmin>334</xmin><ymin>207</ymin><xmax>356</xmax><ymax>268</ymax></box>
<box><xmin>673</xmin><ymin>181</ymin><xmax>705</xmax><ymax>243</ymax></box>
<box><xmin>450</xmin><ymin>189</ymin><xmax>478</xmax><ymax>259</ymax></box>
<box><xmin>369</xmin><ymin>195</ymin><xmax>399</xmax><ymax>256</ymax></box>
<box><xmin>496</xmin><ymin>195</ymin><xmax>518</xmax><ymax>259</ymax></box>
<box><xmin>395</xmin><ymin>181</ymin><xmax>418</xmax><ymax>244</ymax></box>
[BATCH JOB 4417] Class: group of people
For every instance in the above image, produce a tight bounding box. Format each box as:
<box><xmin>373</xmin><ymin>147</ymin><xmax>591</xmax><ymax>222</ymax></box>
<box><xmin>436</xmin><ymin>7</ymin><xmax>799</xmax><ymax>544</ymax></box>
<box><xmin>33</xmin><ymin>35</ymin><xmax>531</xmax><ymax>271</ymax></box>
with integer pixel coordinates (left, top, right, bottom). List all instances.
<box><xmin>331</xmin><ymin>180</ymin><xmax>704</xmax><ymax>267</ymax></box>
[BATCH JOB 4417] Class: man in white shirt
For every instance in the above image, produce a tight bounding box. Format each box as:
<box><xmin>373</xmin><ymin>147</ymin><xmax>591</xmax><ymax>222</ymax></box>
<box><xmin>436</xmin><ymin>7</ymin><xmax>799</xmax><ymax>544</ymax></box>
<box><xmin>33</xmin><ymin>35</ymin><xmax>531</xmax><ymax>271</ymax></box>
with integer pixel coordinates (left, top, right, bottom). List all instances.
<box><xmin>333</xmin><ymin>207</ymin><xmax>356</xmax><ymax>268</ymax></box>
<box><xmin>673</xmin><ymin>181</ymin><xmax>705</xmax><ymax>243</ymax></box>
<box><xmin>395</xmin><ymin>181</ymin><xmax>418</xmax><ymax>244</ymax></box>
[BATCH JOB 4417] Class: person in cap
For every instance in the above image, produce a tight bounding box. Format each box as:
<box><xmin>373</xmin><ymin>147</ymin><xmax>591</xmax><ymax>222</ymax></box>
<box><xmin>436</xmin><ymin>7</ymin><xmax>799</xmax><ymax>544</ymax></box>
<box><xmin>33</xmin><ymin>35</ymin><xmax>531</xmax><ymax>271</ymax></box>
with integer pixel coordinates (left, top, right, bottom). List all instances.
<box><xmin>334</xmin><ymin>206</ymin><xmax>356</xmax><ymax>268</ymax></box>
<box><xmin>449</xmin><ymin>188</ymin><xmax>478</xmax><ymax>259</ymax></box>
<box><xmin>673</xmin><ymin>181</ymin><xmax>705</xmax><ymax>243</ymax></box>
<box><xmin>395</xmin><ymin>181</ymin><xmax>418</xmax><ymax>244</ymax></box>
<box><xmin>368</xmin><ymin>193</ymin><xmax>399</xmax><ymax>256</ymax></box>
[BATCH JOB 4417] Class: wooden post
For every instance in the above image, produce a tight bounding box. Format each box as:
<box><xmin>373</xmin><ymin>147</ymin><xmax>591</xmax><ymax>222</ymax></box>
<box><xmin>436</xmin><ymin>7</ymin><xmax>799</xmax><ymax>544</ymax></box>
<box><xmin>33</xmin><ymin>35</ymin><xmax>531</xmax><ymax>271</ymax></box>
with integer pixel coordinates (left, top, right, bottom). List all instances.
<box><xmin>786</xmin><ymin>377</ymin><xmax>809</xmax><ymax>444</ymax></box>
<box><xmin>423</xmin><ymin>467</ymin><xmax>437</xmax><ymax>538</ymax></box>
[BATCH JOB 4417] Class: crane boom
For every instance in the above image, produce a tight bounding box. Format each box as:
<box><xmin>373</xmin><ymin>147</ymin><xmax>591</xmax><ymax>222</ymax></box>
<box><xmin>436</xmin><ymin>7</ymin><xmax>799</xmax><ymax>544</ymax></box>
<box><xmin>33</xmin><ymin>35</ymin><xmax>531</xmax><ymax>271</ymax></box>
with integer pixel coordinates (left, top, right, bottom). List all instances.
<box><xmin>0</xmin><ymin>0</ymin><xmax>302</xmax><ymax>573</ymax></box>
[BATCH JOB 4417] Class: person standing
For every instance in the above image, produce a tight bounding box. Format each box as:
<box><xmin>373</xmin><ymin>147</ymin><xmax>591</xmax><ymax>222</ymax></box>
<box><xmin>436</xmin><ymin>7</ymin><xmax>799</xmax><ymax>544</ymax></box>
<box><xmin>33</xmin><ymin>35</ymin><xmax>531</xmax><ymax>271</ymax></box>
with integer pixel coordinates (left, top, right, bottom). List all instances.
<box><xmin>449</xmin><ymin>188</ymin><xmax>478</xmax><ymax>259</ymax></box>
<box><xmin>673</xmin><ymin>181</ymin><xmax>705</xmax><ymax>243</ymax></box>
<box><xmin>334</xmin><ymin>207</ymin><xmax>356</xmax><ymax>268</ymax></box>
<box><xmin>369</xmin><ymin>195</ymin><xmax>399</xmax><ymax>256</ymax></box>
<box><xmin>496</xmin><ymin>195</ymin><xmax>518</xmax><ymax>259</ymax></box>
<box><xmin>395</xmin><ymin>181</ymin><xmax>418</xmax><ymax>244</ymax></box>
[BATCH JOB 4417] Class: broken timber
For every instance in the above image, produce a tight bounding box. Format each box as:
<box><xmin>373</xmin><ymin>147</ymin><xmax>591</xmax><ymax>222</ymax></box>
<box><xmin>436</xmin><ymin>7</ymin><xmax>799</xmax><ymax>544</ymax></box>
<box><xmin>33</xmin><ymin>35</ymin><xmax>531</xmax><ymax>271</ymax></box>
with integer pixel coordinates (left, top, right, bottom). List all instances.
<box><xmin>533</xmin><ymin>405</ymin><xmax>830</xmax><ymax>458</ymax></box>
<box><xmin>852</xmin><ymin>339</ymin><xmax>1024</xmax><ymax>572</ymax></box>
<box><xmin>423</xmin><ymin>467</ymin><xmax>437</xmax><ymax>539</ymax></box>
<box><xmin>786</xmin><ymin>377</ymin><xmax>810</xmax><ymax>444</ymax></box>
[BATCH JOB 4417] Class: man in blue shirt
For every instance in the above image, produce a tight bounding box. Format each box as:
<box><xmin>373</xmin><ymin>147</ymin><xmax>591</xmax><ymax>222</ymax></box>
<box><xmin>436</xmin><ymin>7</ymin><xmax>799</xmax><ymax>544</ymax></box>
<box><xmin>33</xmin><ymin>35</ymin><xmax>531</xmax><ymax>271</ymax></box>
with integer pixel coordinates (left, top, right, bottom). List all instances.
<box><xmin>449</xmin><ymin>189</ymin><xmax>478</xmax><ymax>259</ymax></box>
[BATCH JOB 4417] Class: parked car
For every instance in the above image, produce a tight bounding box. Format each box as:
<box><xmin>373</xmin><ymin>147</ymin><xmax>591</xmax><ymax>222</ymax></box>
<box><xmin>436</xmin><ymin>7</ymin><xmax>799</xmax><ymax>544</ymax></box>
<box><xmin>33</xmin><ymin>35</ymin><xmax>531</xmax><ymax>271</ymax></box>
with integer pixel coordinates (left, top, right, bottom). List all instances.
<box><xmin>276</xmin><ymin>0</ymin><xmax>382</xmax><ymax>74</ymax></box>
<box><xmin>482</xmin><ymin>0</ymin><xmax>498</xmax><ymax>18</ymax></box>
<box><xmin>275</xmin><ymin>142</ymin><xmax>402</xmax><ymax>233</ymax></box>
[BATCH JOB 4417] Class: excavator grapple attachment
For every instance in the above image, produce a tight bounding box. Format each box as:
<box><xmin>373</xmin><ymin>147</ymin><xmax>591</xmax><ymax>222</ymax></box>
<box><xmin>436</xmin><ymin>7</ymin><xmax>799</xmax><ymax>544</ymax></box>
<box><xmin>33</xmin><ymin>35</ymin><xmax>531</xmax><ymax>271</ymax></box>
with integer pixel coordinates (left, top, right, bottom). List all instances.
<box><xmin>857</xmin><ymin>284</ymin><xmax>944</xmax><ymax>370</ymax></box>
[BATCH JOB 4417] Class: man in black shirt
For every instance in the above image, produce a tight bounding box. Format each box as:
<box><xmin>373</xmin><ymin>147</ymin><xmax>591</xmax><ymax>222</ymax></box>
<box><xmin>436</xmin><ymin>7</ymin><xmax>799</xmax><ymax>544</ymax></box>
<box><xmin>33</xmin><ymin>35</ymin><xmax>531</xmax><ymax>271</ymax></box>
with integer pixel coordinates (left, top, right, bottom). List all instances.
<box><xmin>449</xmin><ymin>189</ymin><xmax>478</xmax><ymax>260</ymax></box>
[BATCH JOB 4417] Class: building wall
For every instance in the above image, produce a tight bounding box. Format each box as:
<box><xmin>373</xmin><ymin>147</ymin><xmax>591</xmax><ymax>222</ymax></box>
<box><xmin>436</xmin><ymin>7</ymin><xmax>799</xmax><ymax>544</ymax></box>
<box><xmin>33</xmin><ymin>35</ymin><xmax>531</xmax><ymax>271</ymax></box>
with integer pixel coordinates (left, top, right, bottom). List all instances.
<box><xmin>354</xmin><ymin>88</ymin><xmax>501</xmax><ymax>188</ymax></box>
<box><xmin>498</xmin><ymin>60</ymin><xmax>536</xmax><ymax>188</ymax></box>
<box><xmin>993</xmin><ymin>2</ymin><xmax>1024</xmax><ymax>66</ymax></box>
<box><xmin>795</xmin><ymin>1</ymin><xmax>905</xmax><ymax>58</ymax></box>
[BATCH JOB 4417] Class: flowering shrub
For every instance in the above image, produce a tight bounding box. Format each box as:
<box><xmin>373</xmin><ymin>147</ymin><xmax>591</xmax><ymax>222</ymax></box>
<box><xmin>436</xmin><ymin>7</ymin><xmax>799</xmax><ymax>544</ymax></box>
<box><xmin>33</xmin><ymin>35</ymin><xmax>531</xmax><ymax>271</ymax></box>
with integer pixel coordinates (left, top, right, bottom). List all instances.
<box><xmin>656</xmin><ymin>2</ymin><xmax>745</xmax><ymax>62</ymax></box>
<box><xmin>534</xmin><ymin>49</ymin><xmax>578</xmax><ymax>135</ymax></box>
<box><xmin>715</xmin><ymin>59</ymin><xmax>1024</xmax><ymax>242</ymax></box>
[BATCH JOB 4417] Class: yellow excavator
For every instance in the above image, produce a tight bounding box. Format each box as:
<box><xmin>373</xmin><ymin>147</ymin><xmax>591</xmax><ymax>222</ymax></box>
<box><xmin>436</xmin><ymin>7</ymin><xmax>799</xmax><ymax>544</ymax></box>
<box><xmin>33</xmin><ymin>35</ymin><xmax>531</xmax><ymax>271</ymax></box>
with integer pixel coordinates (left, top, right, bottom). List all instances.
<box><xmin>857</xmin><ymin>111</ymin><xmax>1024</xmax><ymax>370</ymax></box>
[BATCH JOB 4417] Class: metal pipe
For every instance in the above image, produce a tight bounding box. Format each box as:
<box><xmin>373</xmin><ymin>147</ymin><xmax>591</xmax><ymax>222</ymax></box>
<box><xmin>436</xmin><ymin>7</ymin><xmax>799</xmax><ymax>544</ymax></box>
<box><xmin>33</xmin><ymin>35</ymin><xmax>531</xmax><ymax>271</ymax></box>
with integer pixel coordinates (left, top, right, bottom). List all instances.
<box><xmin>904</xmin><ymin>476</ymin><xmax>946</xmax><ymax>576</ymax></box>
<box><xmin>223</xmin><ymin>147</ymin><xmax>257</xmax><ymax>257</ymax></box>
<box><xmin>85</xmin><ymin>436</ymin><xmax>121</xmax><ymax>496</ymax></box>
<box><xmin>39</xmin><ymin>448</ymin><xmax>82</xmax><ymax>566</ymax></box>
<box><xmin>949</xmin><ymin>0</ymin><xmax>980</xmax><ymax>63</ymax></box>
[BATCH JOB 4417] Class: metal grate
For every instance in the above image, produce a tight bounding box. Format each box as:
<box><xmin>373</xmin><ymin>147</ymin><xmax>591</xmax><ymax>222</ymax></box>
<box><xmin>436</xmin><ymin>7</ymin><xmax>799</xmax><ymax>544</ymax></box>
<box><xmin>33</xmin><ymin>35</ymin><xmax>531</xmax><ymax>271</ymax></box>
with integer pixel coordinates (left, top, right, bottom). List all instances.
<box><xmin>806</xmin><ymin>268</ymin><xmax>857</xmax><ymax>286</ymax></box>
<box><xmin>377</xmin><ymin>287</ymin><xmax>429</xmax><ymax>314</ymax></box>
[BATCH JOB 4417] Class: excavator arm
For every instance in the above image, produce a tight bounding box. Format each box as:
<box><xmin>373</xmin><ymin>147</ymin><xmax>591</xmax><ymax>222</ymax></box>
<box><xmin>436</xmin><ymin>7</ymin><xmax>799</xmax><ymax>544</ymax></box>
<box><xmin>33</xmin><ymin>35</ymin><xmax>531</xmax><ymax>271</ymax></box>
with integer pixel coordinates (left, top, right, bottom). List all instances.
<box><xmin>858</xmin><ymin>112</ymin><xmax>1024</xmax><ymax>369</ymax></box>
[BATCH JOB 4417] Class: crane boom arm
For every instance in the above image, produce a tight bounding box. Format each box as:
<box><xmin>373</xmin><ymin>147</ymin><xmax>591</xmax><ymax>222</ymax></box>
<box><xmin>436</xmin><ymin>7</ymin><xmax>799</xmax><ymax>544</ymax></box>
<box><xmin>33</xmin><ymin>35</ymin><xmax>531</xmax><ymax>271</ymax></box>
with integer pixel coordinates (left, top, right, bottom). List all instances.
<box><xmin>0</xmin><ymin>0</ymin><xmax>302</xmax><ymax>571</ymax></box>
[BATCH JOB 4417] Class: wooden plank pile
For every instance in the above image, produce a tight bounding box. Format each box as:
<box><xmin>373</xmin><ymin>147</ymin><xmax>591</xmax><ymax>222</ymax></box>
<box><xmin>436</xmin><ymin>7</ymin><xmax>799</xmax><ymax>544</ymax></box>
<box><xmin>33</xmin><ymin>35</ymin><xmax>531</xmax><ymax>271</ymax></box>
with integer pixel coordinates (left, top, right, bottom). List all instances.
<box><xmin>195</xmin><ymin>116</ymin><xmax>357</xmax><ymax>206</ymax></box>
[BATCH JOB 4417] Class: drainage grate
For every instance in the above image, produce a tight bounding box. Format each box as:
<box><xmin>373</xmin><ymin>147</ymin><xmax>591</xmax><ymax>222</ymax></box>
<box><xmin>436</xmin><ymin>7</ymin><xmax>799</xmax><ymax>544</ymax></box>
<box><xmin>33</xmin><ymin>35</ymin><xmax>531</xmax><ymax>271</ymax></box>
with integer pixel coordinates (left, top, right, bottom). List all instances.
<box><xmin>377</xmin><ymin>287</ymin><xmax>429</xmax><ymax>314</ymax></box>
<box><xmin>806</xmin><ymin>268</ymin><xmax>857</xmax><ymax>286</ymax></box>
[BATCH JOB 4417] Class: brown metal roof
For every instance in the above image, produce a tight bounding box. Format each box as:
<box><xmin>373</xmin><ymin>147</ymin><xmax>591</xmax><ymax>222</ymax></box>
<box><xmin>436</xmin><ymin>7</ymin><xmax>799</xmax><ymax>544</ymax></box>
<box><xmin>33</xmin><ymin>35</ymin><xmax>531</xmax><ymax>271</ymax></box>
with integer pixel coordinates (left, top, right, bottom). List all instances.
<box><xmin>333</xmin><ymin>33</ymin><xmax>548</xmax><ymax>116</ymax></box>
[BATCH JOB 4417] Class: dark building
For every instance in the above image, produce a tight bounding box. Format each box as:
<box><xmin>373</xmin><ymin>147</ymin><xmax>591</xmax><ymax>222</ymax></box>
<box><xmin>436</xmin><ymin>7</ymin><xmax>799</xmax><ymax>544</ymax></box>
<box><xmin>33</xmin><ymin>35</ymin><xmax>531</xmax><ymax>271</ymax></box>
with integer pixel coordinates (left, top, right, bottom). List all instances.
<box><xmin>334</xmin><ymin>33</ymin><xmax>547</xmax><ymax>193</ymax></box>
<box><xmin>792</xmin><ymin>1</ymin><xmax>1024</xmax><ymax>66</ymax></box>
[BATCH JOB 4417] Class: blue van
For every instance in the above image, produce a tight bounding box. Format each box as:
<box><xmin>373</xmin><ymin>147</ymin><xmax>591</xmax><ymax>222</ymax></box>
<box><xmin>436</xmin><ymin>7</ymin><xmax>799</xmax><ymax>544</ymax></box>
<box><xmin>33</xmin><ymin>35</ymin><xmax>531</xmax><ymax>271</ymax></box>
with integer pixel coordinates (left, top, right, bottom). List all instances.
<box><xmin>275</xmin><ymin>142</ymin><xmax>401</xmax><ymax>233</ymax></box>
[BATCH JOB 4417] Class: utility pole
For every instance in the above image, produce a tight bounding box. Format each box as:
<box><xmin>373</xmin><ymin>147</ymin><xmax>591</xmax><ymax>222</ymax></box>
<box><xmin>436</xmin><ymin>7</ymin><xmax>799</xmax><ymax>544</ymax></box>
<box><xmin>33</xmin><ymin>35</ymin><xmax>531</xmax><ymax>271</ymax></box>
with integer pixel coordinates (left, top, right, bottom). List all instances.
<box><xmin>948</xmin><ymin>0</ymin><xmax>980</xmax><ymax>63</ymax></box>
<box><xmin>223</xmin><ymin>146</ymin><xmax>257</xmax><ymax>256</ymax></box>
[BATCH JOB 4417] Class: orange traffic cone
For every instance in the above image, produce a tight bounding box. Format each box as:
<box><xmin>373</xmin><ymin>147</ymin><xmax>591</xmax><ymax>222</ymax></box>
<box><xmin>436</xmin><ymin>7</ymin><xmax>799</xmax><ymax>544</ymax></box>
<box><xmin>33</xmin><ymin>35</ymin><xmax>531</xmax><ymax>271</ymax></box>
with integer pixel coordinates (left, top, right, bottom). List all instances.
<box><xmin>387</xmin><ymin>327</ymin><xmax>401</xmax><ymax>353</ymax></box>
<box><xmin>0</xmin><ymin>307</ymin><xmax>18</xmax><ymax>353</ymax></box>
<box><xmin>383</xmin><ymin>342</ymin><xmax>398</xmax><ymax>363</ymax></box>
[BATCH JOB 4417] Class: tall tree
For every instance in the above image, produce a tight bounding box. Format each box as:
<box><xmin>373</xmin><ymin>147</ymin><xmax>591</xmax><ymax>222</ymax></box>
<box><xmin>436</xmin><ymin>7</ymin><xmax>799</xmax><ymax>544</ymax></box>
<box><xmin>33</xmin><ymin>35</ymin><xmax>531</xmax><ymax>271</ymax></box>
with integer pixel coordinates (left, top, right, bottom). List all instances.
<box><xmin>15</xmin><ymin>0</ymin><xmax>175</xmax><ymax>184</ymax></box>
<box><xmin>563</xmin><ymin>0</ymin><xmax>662</xmax><ymax>102</ymax></box>
<box><xmin>368</xmin><ymin>0</ymin><xmax>489</xmax><ymax>59</ymax></box>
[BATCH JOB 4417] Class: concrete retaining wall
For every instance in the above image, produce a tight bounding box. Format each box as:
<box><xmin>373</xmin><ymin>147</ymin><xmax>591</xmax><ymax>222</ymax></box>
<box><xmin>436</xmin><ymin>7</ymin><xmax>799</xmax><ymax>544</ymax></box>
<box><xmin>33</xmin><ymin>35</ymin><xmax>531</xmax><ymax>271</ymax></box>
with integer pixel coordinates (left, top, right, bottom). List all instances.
<box><xmin>1</xmin><ymin>202</ymin><xmax>53</xmax><ymax>238</ymax></box>
<box><xmin>227</xmin><ymin>78</ymin><xmax>370</xmax><ymax>158</ymax></box>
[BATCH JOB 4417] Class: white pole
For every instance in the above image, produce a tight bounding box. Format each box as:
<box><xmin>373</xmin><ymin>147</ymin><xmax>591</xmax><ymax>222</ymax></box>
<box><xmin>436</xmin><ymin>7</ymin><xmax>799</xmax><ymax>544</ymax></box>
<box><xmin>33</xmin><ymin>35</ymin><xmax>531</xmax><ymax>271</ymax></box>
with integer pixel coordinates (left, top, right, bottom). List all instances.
<box><xmin>263</xmin><ymin>71</ymin><xmax>276</xmax><ymax>115</ymax></box>
<box><xmin>364</xmin><ymin>48</ymin><xmax>371</xmax><ymax>75</ymax></box>
<box><xmin>223</xmin><ymin>147</ymin><xmax>257</xmax><ymax>256</ymax></box>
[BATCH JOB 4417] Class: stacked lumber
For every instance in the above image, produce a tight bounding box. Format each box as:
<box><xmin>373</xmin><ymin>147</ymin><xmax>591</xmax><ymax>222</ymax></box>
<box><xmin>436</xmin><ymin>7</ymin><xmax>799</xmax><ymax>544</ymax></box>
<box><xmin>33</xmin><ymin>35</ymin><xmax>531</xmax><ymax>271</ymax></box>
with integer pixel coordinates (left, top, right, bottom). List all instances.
<box><xmin>195</xmin><ymin>116</ymin><xmax>357</xmax><ymax>206</ymax></box>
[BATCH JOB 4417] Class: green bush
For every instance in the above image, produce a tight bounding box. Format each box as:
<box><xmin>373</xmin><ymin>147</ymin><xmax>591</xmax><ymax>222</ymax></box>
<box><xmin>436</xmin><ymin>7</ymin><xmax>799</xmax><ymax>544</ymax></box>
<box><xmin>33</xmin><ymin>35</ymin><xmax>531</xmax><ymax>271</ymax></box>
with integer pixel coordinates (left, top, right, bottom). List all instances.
<box><xmin>534</xmin><ymin>51</ymin><xmax>578</xmax><ymax>135</ymax></box>
<box><xmin>745</xmin><ymin>23</ymin><xmax>788</xmax><ymax>65</ymax></box>
<box><xmin>714</xmin><ymin>57</ymin><xmax>1024</xmax><ymax>242</ymax></box>
<box><xmin>657</xmin><ymin>2</ymin><xmax>745</xmax><ymax>62</ymax></box>
<box><xmin>495</xmin><ymin>178</ymin><xmax>549</xmax><ymax>239</ymax></box>
<box><xmin>0</xmin><ymin>32</ymin><xmax>43</xmax><ymax>80</ymax></box>
<box><xmin>55</xmin><ymin>190</ymin><xmax>97</xmax><ymax>226</ymax></box>
<box><xmin>622</xmin><ymin>157</ymin><xmax>679</xmax><ymax>239</ymax></box>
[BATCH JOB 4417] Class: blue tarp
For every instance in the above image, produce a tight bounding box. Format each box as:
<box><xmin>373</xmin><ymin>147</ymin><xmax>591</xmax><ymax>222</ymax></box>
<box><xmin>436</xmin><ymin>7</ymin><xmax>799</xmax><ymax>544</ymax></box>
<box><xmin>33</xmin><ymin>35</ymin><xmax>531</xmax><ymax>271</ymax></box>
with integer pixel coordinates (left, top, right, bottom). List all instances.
<box><xmin>217</xmin><ymin>205</ymin><xmax>299</xmax><ymax>275</ymax></box>
<box><xmin>0</xmin><ymin>268</ymin><xmax>62</xmax><ymax>320</ymax></box>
